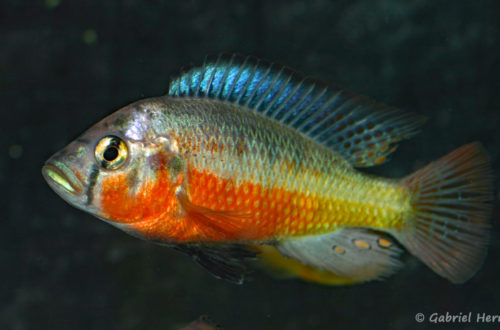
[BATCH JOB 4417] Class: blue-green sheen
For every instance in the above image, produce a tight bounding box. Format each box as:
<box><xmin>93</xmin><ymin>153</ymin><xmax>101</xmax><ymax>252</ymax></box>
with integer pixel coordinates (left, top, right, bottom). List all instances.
<box><xmin>168</xmin><ymin>54</ymin><xmax>426</xmax><ymax>167</ymax></box>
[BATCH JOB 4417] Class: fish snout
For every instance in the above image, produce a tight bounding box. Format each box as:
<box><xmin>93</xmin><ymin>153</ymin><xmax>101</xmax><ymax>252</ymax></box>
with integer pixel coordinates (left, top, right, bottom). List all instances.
<box><xmin>42</xmin><ymin>161</ymin><xmax>84</xmax><ymax>196</ymax></box>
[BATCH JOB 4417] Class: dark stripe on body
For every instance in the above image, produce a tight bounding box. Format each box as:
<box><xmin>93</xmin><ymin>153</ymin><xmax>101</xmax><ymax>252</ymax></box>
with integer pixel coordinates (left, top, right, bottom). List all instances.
<box><xmin>86</xmin><ymin>165</ymin><xmax>100</xmax><ymax>205</ymax></box>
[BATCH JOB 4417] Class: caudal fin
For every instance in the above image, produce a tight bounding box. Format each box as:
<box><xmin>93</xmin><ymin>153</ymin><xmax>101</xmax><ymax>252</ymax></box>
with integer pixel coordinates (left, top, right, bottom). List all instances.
<box><xmin>396</xmin><ymin>142</ymin><xmax>493</xmax><ymax>283</ymax></box>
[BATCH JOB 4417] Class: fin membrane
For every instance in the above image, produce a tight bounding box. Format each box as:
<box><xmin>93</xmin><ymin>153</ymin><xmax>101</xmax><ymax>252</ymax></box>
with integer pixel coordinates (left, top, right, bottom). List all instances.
<box><xmin>173</xmin><ymin>244</ymin><xmax>257</xmax><ymax>284</ymax></box>
<box><xmin>396</xmin><ymin>142</ymin><xmax>493</xmax><ymax>283</ymax></box>
<box><xmin>178</xmin><ymin>192</ymin><xmax>254</xmax><ymax>241</ymax></box>
<box><xmin>253</xmin><ymin>245</ymin><xmax>359</xmax><ymax>285</ymax></box>
<box><xmin>276</xmin><ymin>228</ymin><xmax>403</xmax><ymax>282</ymax></box>
<box><xmin>169</xmin><ymin>54</ymin><xmax>426</xmax><ymax>167</ymax></box>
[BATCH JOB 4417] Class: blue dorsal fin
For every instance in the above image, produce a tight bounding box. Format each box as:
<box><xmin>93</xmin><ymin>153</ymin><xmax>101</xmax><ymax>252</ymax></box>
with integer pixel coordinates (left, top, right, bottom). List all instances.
<box><xmin>168</xmin><ymin>54</ymin><xmax>427</xmax><ymax>167</ymax></box>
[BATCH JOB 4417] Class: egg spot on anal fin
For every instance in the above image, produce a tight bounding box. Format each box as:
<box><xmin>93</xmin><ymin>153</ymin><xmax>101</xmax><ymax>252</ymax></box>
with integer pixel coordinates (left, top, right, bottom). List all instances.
<box><xmin>352</xmin><ymin>239</ymin><xmax>371</xmax><ymax>249</ymax></box>
<box><xmin>377</xmin><ymin>237</ymin><xmax>393</xmax><ymax>248</ymax></box>
<box><xmin>332</xmin><ymin>245</ymin><xmax>345</xmax><ymax>255</ymax></box>
<box><xmin>277</xmin><ymin>227</ymin><xmax>403</xmax><ymax>283</ymax></box>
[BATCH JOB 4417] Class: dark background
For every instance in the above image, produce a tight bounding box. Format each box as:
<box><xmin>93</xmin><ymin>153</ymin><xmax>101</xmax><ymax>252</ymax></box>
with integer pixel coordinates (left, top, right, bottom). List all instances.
<box><xmin>2</xmin><ymin>1</ymin><xmax>499</xmax><ymax>329</ymax></box>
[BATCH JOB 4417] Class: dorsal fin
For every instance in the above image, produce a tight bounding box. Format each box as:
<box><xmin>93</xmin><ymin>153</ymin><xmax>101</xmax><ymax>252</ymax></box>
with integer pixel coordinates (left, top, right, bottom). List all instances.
<box><xmin>168</xmin><ymin>54</ymin><xmax>426</xmax><ymax>167</ymax></box>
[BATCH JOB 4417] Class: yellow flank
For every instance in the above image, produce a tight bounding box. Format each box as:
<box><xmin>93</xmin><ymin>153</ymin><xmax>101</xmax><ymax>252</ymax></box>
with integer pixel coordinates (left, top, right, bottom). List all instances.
<box><xmin>189</xmin><ymin>161</ymin><xmax>412</xmax><ymax>241</ymax></box>
<box><xmin>270</xmin><ymin>169</ymin><xmax>412</xmax><ymax>238</ymax></box>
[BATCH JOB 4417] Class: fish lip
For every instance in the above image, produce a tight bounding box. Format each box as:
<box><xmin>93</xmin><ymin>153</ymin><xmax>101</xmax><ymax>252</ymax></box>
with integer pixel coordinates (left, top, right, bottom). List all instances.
<box><xmin>42</xmin><ymin>162</ymin><xmax>84</xmax><ymax>196</ymax></box>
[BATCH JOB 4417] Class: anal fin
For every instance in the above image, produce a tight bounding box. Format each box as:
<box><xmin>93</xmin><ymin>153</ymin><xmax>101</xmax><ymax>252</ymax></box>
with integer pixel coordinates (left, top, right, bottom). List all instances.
<box><xmin>277</xmin><ymin>228</ymin><xmax>403</xmax><ymax>283</ymax></box>
<box><xmin>253</xmin><ymin>245</ymin><xmax>359</xmax><ymax>285</ymax></box>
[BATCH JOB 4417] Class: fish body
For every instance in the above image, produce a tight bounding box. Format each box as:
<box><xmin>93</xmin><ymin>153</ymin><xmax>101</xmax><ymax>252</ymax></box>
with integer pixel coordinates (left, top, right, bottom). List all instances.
<box><xmin>43</xmin><ymin>55</ymin><xmax>492</xmax><ymax>285</ymax></box>
<box><xmin>98</xmin><ymin>97</ymin><xmax>408</xmax><ymax>242</ymax></box>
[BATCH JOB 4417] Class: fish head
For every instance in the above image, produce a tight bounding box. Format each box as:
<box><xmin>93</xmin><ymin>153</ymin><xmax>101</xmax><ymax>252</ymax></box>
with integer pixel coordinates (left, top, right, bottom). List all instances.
<box><xmin>42</xmin><ymin>98</ymin><xmax>185</xmax><ymax>230</ymax></box>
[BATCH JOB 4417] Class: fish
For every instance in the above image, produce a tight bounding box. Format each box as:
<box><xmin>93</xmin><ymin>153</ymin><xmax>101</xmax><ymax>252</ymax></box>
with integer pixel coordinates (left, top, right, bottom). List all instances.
<box><xmin>42</xmin><ymin>54</ymin><xmax>493</xmax><ymax>285</ymax></box>
<box><xmin>179</xmin><ymin>315</ymin><xmax>222</xmax><ymax>330</ymax></box>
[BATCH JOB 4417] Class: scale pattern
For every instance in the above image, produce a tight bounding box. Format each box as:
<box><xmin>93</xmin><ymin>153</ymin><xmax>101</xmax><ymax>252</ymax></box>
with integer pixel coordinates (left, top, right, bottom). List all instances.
<box><xmin>150</xmin><ymin>97</ymin><xmax>410</xmax><ymax>241</ymax></box>
<box><xmin>169</xmin><ymin>54</ymin><xmax>426</xmax><ymax>167</ymax></box>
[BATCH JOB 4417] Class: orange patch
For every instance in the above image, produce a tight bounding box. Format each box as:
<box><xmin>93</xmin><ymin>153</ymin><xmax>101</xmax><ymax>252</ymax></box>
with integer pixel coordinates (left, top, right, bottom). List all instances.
<box><xmin>99</xmin><ymin>162</ymin><xmax>406</xmax><ymax>243</ymax></box>
<box><xmin>100</xmin><ymin>170</ymin><xmax>179</xmax><ymax>224</ymax></box>
<box><xmin>186</xmin><ymin>168</ymin><xmax>407</xmax><ymax>241</ymax></box>
<box><xmin>374</xmin><ymin>155</ymin><xmax>386</xmax><ymax>164</ymax></box>
<box><xmin>99</xmin><ymin>164</ymin><xmax>196</xmax><ymax>243</ymax></box>
<box><xmin>187</xmin><ymin>169</ymin><xmax>335</xmax><ymax>241</ymax></box>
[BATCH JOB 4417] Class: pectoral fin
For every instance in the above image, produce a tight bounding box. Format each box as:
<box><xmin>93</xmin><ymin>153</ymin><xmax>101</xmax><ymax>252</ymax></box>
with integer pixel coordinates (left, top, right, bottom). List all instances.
<box><xmin>177</xmin><ymin>192</ymin><xmax>255</xmax><ymax>241</ymax></box>
<box><xmin>276</xmin><ymin>228</ymin><xmax>403</xmax><ymax>283</ymax></box>
<box><xmin>173</xmin><ymin>244</ymin><xmax>257</xmax><ymax>284</ymax></box>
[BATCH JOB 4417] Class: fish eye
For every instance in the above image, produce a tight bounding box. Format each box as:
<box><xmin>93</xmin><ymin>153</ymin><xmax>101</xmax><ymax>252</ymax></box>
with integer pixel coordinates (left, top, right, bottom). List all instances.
<box><xmin>95</xmin><ymin>136</ymin><xmax>128</xmax><ymax>170</ymax></box>
<box><xmin>103</xmin><ymin>146</ymin><xmax>119</xmax><ymax>162</ymax></box>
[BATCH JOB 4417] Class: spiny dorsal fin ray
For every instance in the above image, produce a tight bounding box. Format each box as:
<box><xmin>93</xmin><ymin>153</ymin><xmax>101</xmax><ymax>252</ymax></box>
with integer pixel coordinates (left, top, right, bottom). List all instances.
<box><xmin>168</xmin><ymin>54</ymin><xmax>426</xmax><ymax>167</ymax></box>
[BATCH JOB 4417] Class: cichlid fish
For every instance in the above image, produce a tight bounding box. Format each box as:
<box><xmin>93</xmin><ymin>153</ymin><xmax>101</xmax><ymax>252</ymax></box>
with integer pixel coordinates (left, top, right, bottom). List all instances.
<box><xmin>180</xmin><ymin>315</ymin><xmax>222</xmax><ymax>330</ymax></box>
<box><xmin>42</xmin><ymin>54</ymin><xmax>492</xmax><ymax>285</ymax></box>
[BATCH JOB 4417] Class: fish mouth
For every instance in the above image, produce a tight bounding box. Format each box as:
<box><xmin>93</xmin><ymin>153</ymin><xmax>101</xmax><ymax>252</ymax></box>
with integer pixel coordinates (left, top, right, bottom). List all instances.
<box><xmin>42</xmin><ymin>162</ymin><xmax>84</xmax><ymax>196</ymax></box>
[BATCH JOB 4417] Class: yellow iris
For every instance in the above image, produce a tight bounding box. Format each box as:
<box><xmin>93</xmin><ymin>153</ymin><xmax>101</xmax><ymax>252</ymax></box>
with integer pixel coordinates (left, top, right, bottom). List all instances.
<box><xmin>94</xmin><ymin>136</ymin><xmax>128</xmax><ymax>170</ymax></box>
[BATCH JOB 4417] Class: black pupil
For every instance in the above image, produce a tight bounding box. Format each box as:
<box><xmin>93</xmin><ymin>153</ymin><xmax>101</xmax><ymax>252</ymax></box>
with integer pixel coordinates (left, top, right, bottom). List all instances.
<box><xmin>103</xmin><ymin>146</ymin><xmax>119</xmax><ymax>161</ymax></box>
